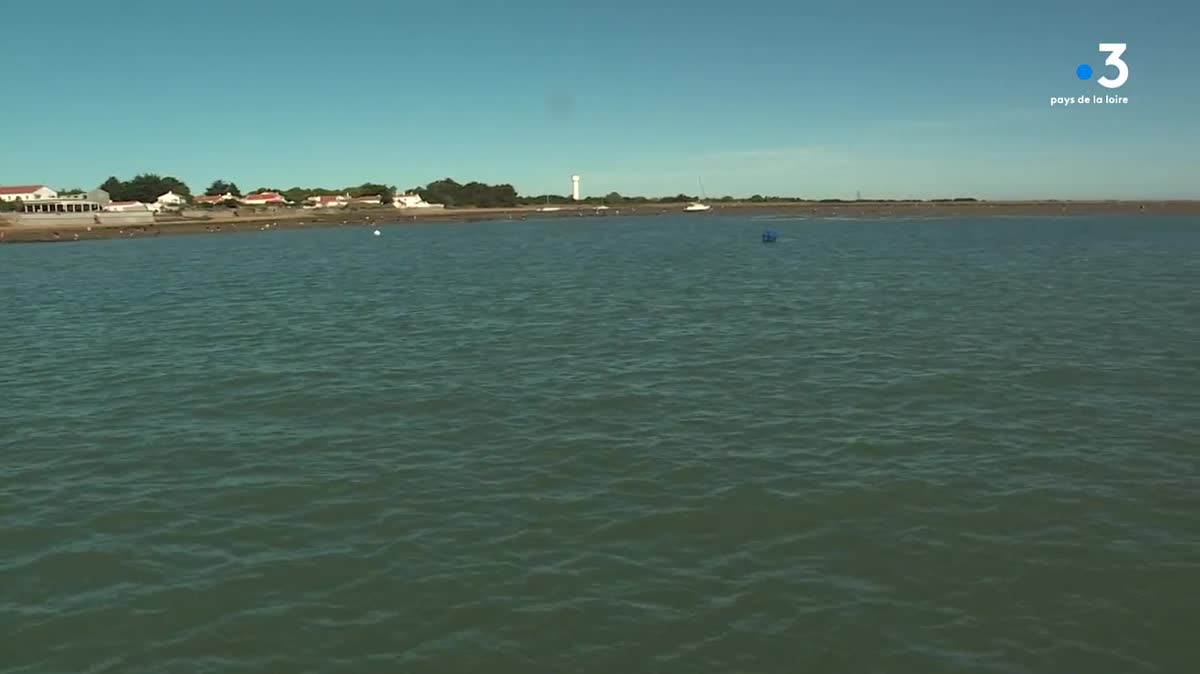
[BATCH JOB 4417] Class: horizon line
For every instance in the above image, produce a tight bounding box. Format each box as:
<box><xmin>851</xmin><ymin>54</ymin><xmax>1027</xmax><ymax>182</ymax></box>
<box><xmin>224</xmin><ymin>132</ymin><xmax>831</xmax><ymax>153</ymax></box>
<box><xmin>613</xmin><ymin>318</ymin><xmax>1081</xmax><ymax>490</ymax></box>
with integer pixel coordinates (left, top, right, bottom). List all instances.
<box><xmin>4</xmin><ymin>181</ymin><xmax>1197</xmax><ymax>205</ymax></box>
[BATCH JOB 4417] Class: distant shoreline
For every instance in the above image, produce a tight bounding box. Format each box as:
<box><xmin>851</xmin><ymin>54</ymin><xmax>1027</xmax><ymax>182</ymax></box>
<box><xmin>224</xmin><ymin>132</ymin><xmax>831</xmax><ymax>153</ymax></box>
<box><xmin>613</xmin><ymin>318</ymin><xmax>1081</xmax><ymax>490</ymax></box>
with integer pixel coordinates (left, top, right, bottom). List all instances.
<box><xmin>1</xmin><ymin>200</ymin><xmax>1197</xmax><ymax>245</ymax></box>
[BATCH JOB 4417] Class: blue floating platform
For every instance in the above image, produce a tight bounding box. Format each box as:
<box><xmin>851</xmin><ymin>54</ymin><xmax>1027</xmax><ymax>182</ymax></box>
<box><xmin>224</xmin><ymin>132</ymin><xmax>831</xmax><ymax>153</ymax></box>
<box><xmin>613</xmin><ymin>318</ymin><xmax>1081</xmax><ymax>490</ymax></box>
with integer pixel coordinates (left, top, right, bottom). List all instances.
<box><xmin>762</xmin><ymin>229</ymin><xmax>778</xmax><ymax>243</ymax></box>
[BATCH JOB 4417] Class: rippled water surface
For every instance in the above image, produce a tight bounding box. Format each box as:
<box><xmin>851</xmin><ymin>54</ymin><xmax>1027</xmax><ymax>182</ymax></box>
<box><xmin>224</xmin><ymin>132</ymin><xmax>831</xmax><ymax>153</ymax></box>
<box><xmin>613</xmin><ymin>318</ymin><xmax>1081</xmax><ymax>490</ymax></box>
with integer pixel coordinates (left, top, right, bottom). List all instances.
<box><xmin>2</xmin><ymin>215</ymin><xmax>1198</xmax><ymax>673</ymax></box>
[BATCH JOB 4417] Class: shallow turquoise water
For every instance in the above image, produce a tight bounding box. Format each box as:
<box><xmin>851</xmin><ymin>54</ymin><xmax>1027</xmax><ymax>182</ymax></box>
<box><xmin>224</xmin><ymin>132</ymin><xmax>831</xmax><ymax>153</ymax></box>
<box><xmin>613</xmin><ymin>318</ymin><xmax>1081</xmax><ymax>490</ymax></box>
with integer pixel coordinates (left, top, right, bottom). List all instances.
<box><xmin>2</xmin><ymin>215</ymin><xmax>1198</xmax><ymax>673</ymax></box>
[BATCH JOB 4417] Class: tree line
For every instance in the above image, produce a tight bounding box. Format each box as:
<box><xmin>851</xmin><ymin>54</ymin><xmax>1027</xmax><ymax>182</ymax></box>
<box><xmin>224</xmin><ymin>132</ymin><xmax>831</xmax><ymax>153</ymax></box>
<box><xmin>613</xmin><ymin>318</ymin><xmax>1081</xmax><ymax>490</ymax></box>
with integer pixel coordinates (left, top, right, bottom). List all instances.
<box><xmin>87</xmin><ymin>175</ymin><xmax>403</xmax><ymax>206</ymax></box>
<box><xmin>100</xmin><ymin>174</ymin><xmax>192</xmax><ymax>203</ymax></box>
<box><xmin>413</xmin><ymin>179</ymin><xmax>519</xmax><ymax>208</ymax></box>
<box><xmin>8</xmin><ymin>172</ymin><xmax>983</xmax><ymax>210</ymax></box>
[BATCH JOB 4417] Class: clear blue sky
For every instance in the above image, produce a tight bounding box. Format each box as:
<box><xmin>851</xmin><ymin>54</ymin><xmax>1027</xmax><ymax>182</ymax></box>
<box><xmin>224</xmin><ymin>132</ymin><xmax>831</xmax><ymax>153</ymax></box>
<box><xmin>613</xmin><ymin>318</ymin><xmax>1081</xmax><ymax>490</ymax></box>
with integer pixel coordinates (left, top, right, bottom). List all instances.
<box><xmin>3</xmin><ymin>0</ymin><xmax>1198</xmax><ymax>199</ymax></box>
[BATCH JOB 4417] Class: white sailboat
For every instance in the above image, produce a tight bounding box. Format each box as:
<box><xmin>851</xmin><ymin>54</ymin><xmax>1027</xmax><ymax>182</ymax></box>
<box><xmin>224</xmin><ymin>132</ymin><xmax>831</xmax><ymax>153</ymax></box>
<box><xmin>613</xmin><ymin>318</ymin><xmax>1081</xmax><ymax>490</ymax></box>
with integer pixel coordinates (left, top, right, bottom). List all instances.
<box><xmin>537</xmin><ymin>195</ymin><xmax>561</xmax><ymax>212</ymax></box>
<box><xmin>684</xmin><ymin>177</ymin><xmax>712</xmax><ymax>212</ymax></box>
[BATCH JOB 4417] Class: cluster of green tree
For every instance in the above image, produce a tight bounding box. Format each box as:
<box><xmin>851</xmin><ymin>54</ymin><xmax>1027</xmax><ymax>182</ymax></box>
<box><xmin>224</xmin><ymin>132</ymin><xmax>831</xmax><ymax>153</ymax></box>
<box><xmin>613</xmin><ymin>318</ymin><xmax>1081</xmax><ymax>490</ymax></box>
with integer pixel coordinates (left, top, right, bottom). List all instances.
<box><xmin>744</xmin><ymin>195</ymin><xmax>806</xmax><ymax>202</ymax></box>
<box><xmin>204</xmin><ymin>180</ymin><xmax>242</xmax><ymax>197</ymax></box>
<box><xmin>99</xmin><ymin>174</ymin><xmax>191</xmax><ymax>203</ymax></box>
<box><xmin>414</xmin><ymin>178</ymin><xmax>518</xmax><ymax>208</ymax></box>
<box><xmin>273</xmin><ymin>187</ymin><xmax>334</xmax><ymax>203</ymax></box>
<box><xmin>351</xmin><ymin>183</ymin><xmax>396</xmax><ymax>204</ymax></box>
<box><xmin>517</xmin><ymin>193</ymin><xmax>578</xmax><ymax>206</ymax></box>
<box><xmin>188</xmin><ymin>180</ymin><xmax>238</xmax><ymax>208</ymax></box>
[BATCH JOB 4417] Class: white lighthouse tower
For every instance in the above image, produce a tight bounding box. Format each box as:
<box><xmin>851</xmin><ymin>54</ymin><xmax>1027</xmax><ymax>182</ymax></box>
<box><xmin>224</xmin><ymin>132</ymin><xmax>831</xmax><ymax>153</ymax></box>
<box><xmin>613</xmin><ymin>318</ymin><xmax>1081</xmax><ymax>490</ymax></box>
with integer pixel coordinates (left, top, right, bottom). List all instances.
<box><xmin>571</xmin><ymin>175</ymin><xmax>580</xmax><ymax>201</ymax></box>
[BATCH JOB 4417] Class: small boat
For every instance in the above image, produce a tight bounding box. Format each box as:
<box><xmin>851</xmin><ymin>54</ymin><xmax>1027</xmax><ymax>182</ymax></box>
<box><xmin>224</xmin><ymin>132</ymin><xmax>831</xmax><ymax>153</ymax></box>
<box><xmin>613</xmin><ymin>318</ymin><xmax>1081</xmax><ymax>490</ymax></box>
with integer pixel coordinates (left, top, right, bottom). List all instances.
<box><xmin>683</xmin><ymin>177</ymin><xmax>712</xmax><ymax>212</ymax></box>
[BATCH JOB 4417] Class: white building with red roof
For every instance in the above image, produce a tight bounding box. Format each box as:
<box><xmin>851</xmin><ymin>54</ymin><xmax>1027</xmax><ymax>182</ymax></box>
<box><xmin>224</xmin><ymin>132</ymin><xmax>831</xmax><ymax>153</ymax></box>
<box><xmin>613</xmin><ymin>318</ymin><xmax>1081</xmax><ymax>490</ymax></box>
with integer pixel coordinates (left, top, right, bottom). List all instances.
<box><xmin>194</xmin><ymin>192</ymin><xmax>238</xmax><ymax>205</ymax></box>
<box><xmin>0</xmin><ymin>185</ymin><xmax>57</xmax><ymax>202</ymax></box>
<box><xmin>242</xmin><ymin>192</ymin><xmax>287</xmax><ymax>206</ymax></box>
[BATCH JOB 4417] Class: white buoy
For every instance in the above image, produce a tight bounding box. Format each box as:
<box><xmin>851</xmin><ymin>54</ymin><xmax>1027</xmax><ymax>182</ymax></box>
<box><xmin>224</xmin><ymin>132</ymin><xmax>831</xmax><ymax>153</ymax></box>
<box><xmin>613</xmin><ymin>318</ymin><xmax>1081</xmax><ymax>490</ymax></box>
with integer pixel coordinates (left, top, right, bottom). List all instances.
<box><xmin>373</xmin><ymin>229</ymin><xmax>381</xmax><ymax>236</ymax></box>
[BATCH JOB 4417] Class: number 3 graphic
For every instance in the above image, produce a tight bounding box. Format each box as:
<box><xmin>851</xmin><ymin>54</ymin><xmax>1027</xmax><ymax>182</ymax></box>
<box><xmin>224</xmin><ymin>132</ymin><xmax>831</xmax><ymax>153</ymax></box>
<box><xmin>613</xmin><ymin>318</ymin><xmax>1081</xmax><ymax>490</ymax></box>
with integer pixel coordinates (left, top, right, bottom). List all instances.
<box><xmin>1097</xmin><ymin>43</ymin><xmax>1129</xmax><ymax>89</ymax></box>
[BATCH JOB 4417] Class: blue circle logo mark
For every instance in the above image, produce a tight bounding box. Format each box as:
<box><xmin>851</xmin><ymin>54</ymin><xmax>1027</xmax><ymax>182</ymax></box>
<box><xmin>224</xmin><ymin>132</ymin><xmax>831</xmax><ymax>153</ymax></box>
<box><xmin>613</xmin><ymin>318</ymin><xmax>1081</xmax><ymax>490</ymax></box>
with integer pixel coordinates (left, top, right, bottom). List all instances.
<box><xmin>1076</xmin><ymin>63</ymin><xmax>1093</xmax><ymax>80</ymax></box>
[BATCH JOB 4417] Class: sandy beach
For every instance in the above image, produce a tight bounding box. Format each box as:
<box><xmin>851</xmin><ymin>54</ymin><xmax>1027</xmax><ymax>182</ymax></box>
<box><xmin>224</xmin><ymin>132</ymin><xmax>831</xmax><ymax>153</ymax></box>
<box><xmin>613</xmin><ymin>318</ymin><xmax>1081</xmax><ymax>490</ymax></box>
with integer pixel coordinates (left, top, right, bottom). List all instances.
<box><xmin>1</xmin><ymin>200</ymin><xmax>1197</xmax><ymax>245</ymax></box>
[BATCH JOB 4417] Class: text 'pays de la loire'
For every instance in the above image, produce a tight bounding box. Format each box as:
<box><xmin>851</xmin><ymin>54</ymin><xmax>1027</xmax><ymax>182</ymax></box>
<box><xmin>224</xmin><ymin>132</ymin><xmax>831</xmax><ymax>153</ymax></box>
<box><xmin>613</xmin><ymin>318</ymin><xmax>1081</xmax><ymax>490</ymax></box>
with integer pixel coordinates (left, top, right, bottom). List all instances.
<box><xmin>1050</xmin><ymin>94</ymin><xmax>1130</xmax><ymax>106</ymax></box>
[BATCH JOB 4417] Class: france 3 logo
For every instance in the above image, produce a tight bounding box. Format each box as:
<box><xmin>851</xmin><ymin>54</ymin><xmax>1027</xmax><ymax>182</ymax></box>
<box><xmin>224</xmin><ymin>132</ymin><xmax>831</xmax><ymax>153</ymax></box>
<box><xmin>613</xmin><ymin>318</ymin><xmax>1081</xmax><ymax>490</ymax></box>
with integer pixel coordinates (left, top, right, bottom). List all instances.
<box><xmin>1075</xmin><ymin>43</ymin><xmax>1129</xmax><ymax>89</ymax></box>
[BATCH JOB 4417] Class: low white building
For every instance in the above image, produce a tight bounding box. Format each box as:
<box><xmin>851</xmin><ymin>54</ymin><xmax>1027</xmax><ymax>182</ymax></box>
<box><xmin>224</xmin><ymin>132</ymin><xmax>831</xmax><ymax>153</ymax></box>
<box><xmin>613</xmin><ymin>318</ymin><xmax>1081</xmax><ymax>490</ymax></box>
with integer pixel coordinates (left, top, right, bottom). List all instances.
<box><xmin>105</xmin><ymin>201</ymin><xmax>153</xmax><ymax>213</ymax></box>
<box><xmin>0</xmin><ymin>184</ymin><xmax>57</xmax><ymax>202</ymax></box>
<box><xmin>393</xmin><ymin>192</ymin><xmax>443</xmax><ymax>209</ymax></box>
<box><xmin>305</xmin><ymin>195</ymin><xmax>350</xmax><ymax>208</ymax></box>
<box><xmin>18</xmin><ymin>189</ymin><xmax>110</xmax><ymax>214</ymax></box>
<box><xmin>157</xmin><ymin>191</ymin><xmax>187</xmax><ymax>209</ymax></box>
